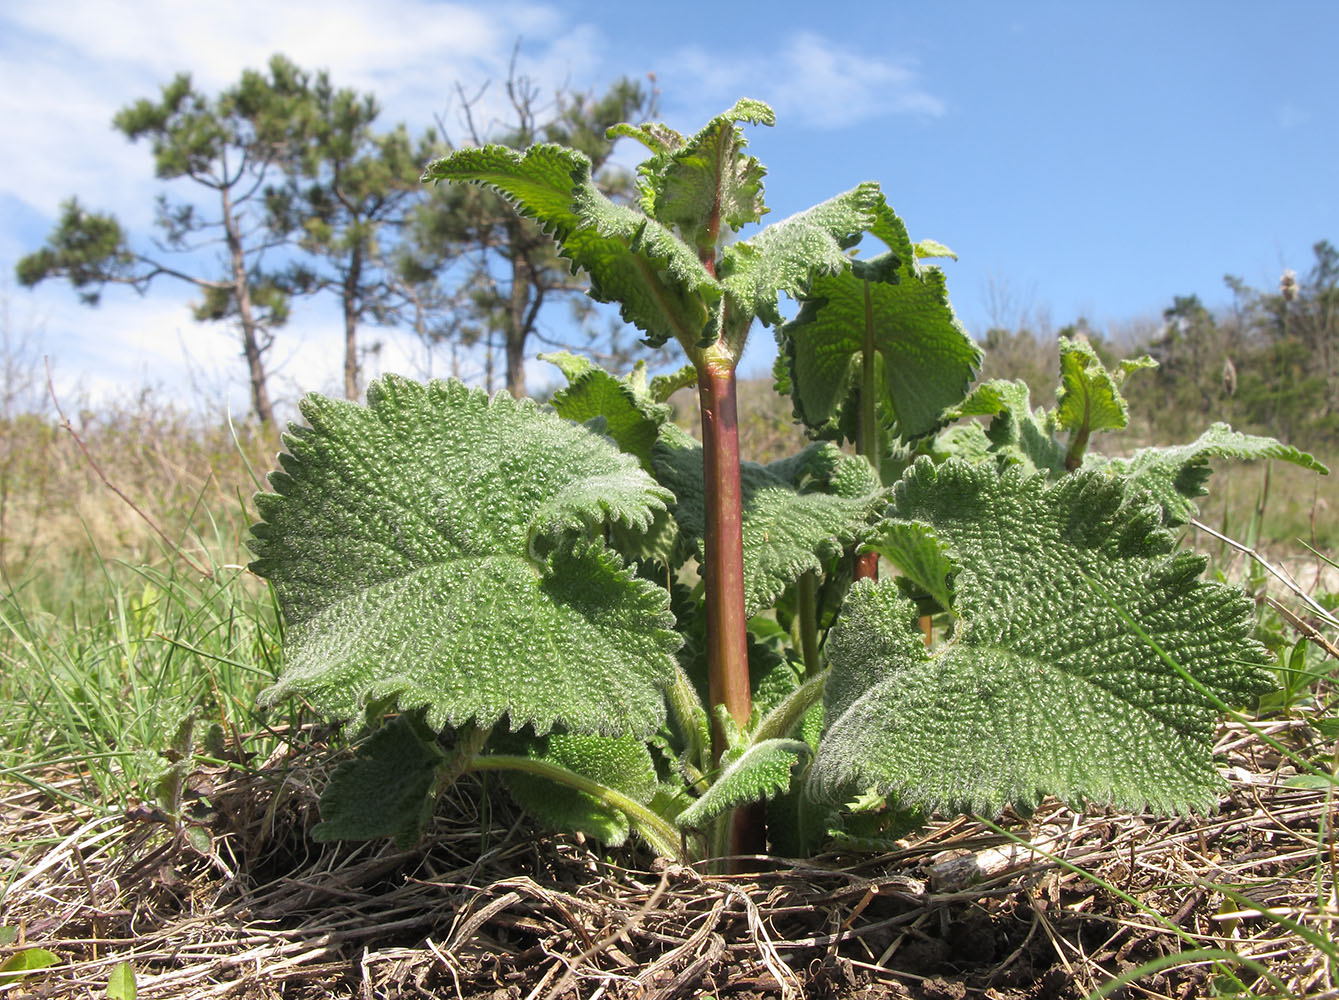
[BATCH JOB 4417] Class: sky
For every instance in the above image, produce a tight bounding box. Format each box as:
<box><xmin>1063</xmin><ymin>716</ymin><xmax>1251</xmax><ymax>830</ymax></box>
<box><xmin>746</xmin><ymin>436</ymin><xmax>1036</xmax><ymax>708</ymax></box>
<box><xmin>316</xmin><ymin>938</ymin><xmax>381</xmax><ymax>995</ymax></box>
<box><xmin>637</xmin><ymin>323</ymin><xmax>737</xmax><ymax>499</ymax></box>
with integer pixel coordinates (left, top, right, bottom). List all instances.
<box><xmin>2</xmin><ymin>0</ymin><xmax>1335</xmax><ymax>417</ymax></box>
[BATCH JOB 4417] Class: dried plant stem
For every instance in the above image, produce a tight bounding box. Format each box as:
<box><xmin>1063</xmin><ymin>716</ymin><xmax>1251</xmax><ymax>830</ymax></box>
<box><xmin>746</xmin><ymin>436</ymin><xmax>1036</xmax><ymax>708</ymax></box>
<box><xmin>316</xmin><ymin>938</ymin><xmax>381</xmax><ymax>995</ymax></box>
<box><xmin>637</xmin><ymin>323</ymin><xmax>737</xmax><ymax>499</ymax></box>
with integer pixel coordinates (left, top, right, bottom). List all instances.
<box><xmin>1190</xmin><ymin>516</ymin><xmax>1337</xmax><ymax>627</ymax></box>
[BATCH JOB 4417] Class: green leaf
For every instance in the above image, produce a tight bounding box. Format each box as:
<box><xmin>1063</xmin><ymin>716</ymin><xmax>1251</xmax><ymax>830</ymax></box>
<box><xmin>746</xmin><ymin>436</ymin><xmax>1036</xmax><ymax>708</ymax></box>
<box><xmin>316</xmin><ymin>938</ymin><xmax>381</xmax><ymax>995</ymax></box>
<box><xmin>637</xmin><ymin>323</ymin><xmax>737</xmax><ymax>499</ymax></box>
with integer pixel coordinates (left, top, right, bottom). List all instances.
<box><xmin>424</xmin><ymin>143</ymin><xmax>718</xmax><ymax>350</ymax></box>
<box><xmin>913</xmin><ymin>238</ymin><xmax>957</xmax><ymax>260</ymax></box>
<box><xmin>649</xmin><ymin>364</ymin><xmax>697</xmax><ymax>403</ymax></box>
<box><xmin>545</xmin><ymin>357</ymin><xmax>671</xmax><ymax>473</ymax></box>
<box><xmin>1056</xmin><ymin>336</ymin><xmax>1149</xmax><ymax>437</ymax></box>
<box><xmin>106</xmin><ymin>962</ymin><xmax>136</xmax><ymax>1000</ymax></box>
<box><xmin>676</xmin><ymin>739</ymin><xmax>811</xmax><ymax>830</ymax></box>
<box><xmin>1086</xmin><ymin>422</ymin><xmax>1330</xmax><ymax>524</ymax></box>
<box><xmin>312</xmin><ymin>713</ymin><xmax>446</xmax><ymax>846</ymax></box>
<box><xmin>1283</xmin><ymin>773</ymin><xmax>1338</xmax><ymax>789</ymax></box>
<box><xmin>0</xmin><ymin>927</ymin><xmax>16</xmax><ymax>947</ymax></box>
<box><xmin>941</xmin><ymin>379</ymin><xmax>1067</xmax><ymax>475</ymax></box>
<box><xmin>1055</xmin><ymin>337</ymin><xmax>1155</xmax><ymax>468</ymax></box>
<box><xmin>777</xmin><ymin>194</ymin><xmax>981</xmax><ymax>440</ymax></box>
<box><xmin>0</xmin><ymin>948</ymin><xmax>59</xmax><ymax>984</ymax></box>
<box><xmin>720</xmin><ymin>184</ymin><xmax>882</xmax><ymax>329</ymax></box>
<box><xmin>873</xmin><ymin>521</ymin><xmax>956</xmax><ymax>611</ymax></box>
<box><xmin>656</xmin><ymin>426</ymin><xmax>887</xmax><ymax>617</ymax></box>
<box><xmin>810</xmin><ymin>458</ymin><xmax>1275</xmax><ymax>817</ymax></box>
<box><xmin>624</xmin><ymin>98</ymin><xmax>774</xmax><ymax>253</ymax></box>
<box><xmin>252</xmin><ymin>376</ymin><xmax>680</xmax><ymax>736</ymax></box>
<box><xmin>498</xmin><ymin>732</ymin><xmax>659</xmax><ymax>846</ymax></box>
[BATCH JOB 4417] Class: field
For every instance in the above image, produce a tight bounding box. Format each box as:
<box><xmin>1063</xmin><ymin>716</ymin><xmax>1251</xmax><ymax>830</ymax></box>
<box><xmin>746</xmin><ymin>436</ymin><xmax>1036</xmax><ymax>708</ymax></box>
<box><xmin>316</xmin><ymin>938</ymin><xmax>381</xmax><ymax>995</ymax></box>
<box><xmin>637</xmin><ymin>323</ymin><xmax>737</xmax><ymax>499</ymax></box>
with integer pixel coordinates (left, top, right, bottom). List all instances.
<box><xmin>1</xmin><ymin>383</ymin><xmax>1336</xmax><ymax>1000</ymax></box>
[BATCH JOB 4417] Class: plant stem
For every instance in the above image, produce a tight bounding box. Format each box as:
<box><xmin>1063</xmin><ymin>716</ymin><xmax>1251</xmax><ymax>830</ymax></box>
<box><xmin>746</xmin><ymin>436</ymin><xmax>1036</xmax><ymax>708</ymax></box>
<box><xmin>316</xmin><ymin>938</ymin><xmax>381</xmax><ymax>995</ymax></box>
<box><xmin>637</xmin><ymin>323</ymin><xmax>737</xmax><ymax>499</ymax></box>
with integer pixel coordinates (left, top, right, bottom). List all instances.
<box><xmin>696</xmin><ymin>355</ymin><xmax>752</xmax><ymax>759</ymax></box>
<box><xmin>468</xmin><ymin>755</ymin><xmax>684</xmax><ymax>861</ymax></box>
<box><xmin>796</xmin><ymin>571</ymin><xmax>822</xmax><ymax>678</ymax></box>
<box><xmin>696</xmin><ymin>348</ymin><xmax>765</xmax><ymax>864</ymax></box>
<box><xmin>855</xmin><ymin>283</ymin><xmax>880</xmax><ymax>581</ymax></box>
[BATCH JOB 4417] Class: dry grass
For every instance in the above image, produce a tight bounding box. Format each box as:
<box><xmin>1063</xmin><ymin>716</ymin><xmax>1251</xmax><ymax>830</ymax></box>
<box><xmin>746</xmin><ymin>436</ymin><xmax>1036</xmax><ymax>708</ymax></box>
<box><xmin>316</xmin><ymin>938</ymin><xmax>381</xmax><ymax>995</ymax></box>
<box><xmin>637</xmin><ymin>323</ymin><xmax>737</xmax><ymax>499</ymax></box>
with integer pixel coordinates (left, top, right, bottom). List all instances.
<box><xmin>2</xmin><ymin>711</ymin><xmax>1335</xmax><ymax>1000</ymax></box>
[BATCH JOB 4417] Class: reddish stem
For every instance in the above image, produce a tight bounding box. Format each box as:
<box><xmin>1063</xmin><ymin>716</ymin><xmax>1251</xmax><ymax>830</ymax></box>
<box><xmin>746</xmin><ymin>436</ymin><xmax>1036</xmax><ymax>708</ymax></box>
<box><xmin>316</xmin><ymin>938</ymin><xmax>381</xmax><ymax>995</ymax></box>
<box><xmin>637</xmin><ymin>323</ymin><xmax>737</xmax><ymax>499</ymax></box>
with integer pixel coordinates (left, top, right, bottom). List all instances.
<box><xmin>697</xmin><ymin>361</ymin><xmax>752</xmax><ymax>759</ymax></box>
<box><xmin>854</xmin><ymin>550</ymin><xmax>879</xmax><ymax>580</ymax></box>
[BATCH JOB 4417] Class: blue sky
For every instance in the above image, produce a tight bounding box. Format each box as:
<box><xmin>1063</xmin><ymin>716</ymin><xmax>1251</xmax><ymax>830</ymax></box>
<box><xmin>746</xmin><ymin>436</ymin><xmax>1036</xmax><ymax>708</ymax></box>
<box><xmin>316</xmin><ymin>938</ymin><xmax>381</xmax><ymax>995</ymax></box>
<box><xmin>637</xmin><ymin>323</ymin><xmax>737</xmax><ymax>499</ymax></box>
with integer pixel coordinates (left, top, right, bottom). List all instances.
<box><xmin>1</xmin><ymin>1</ymin><xmax>1334</xmax><ymax>412</ymax></box>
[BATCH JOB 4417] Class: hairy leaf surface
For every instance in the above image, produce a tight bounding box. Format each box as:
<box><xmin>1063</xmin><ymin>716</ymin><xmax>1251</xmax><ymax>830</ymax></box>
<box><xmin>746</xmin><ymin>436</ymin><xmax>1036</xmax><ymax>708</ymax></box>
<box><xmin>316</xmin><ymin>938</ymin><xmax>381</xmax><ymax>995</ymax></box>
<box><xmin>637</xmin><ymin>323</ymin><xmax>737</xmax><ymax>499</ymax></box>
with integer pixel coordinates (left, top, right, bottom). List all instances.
<box><xmin>251</xmin><ymin>376</ymin><xmax>680</xmax><ymax>735</ymax></box>
<box><xmin>312</xmin><ymin>713</ymin><xmax>445</xmax><ymax>846</ymax></box>
<box><xmin>545</xmin><ymin>355</ymin><xmax>671</xmax><ymax>473</ymax></box>
<box><xmin>1086</xmin><ymin>422</ymin><xmax>1330</xmax><ymax>524</ymax></box>
<box><xmin>720</xmin><ymin>184</ymin><xmax>881</xmax><ymax>329</ymax></box>
<box><xmin>1056</xmin><ymin>337</ymin><xmax>1153</xmax><ymax>437</ymax></box>
<box><xmin>617</xmin><ymin>97</ymin><xmax>774</xmax><ymax>252</ymax></box>
<box><xmin>943</xmin><ymin>379</ymin><xmax>1067</xmax><ymax>475</ymax></box>
<box><xmin>677</xmin><ymin>738</ymin><xmax>811</xmax><ymax>830</ymax></box>
<box><xmin>424</xmin><ymin>143</ymin><xmax>719</xmax><ymax>349</ymax></box>
<box><xmin>498</xmin><ymin>732</ymin><xmax>659</xmax><ymax>846</ymax></box>
<box><xmin>777</xmin><ymin>196</ymin><xmax>980</xmax><ymax>439</ymax></box>
<box><xmin>656</xmin><ymin>425</ymin><xmax>886</xmax><ymax>616</ymax></box>
<box><xmin>810</xmin><ymin>458</ymin><xmax>1275</xmax><ymax>816</ymax></box>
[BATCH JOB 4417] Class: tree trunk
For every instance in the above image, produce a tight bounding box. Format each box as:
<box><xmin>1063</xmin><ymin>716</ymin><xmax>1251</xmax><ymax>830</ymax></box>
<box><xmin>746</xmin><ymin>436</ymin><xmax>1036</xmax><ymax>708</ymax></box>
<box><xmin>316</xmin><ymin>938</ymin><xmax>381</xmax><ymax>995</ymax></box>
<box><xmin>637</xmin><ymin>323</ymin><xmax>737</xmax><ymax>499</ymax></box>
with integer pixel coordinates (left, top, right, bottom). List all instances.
<box><xmin>505</xmin><ymin>226</ymin><xmax>530</xmax><ymax>398</ymax></box>
<box><xmin>224</xmin><ymin>191</ymin><xmax>275</xmax><ymax>425</ymax></box>
<box><xmin>344</xmin><ymin>247</ymin><xmax>363</xmax><ymax>400</ymax></box>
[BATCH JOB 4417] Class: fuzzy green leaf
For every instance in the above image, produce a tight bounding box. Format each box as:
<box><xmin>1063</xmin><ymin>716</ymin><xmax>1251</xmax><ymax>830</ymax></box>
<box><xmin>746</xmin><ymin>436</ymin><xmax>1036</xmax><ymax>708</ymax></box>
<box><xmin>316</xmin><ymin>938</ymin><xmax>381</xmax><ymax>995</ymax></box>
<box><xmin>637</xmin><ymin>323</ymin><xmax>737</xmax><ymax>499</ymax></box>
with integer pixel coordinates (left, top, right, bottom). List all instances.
<box><xmin>778</xmin><ymin>195</ymin><xmax>980</xmax><ymax>439</ymax></box>
<box><xmin>656</xmin><ymin>426</ymin><xmax>887</xmax><ymax>616</ymax></box>
<box><xmin>677</xmin><ymin>738</ymin><xmax>811</xmax><ymax>830</ymax></box>
<box><xmin>1055</xmin><ymin>337</ymin><xmax>1156</xmax><ymax>468</ymax></box>
<box><xmin>1055</xmin><ymin>336</ymin><xmax>1146</xmax><ymax>437</ymax></box>
<box><xmin>499</xmin><ymin>732</ymin><xmax>659</xmax><ymax>846</ymax></box>
<box><xmin>251</xmin><ymin>376</ymin><xmax>679</xmax><ymax>736</ymax></box>
<box><xmin>942</xmin><ymin>379</ymin><xmax>1067</xmax><ymax>475</ymax></box>
<box><xmin>1087</xmin><ymin>422</ymin><xmax>1330</xmax><ymax>524</ymax></box>
<box><xmin>624</xmin><ymin>98</ymin><xmax>774</xmax><ymax>252</ymax></box>
<box><xmin>720</xmin><ymin>184</ymin><xmax>882</xmax><ymax>329</ymax></box>
<box><xmin>873</xmin><ymin>521</ymin><xmax>956</xmax><ymax>611</ymax></box>
<box><xmin>810</xmin><ymin>458</ymin><xmax>1275</xmax><ymax>816</ymax></box>
<box><xmin>311</xmin><ymin>713</ymin><xmax>445</xmax><ymax>846</ymax></box>
<box><xmin>424</xmin><ymin>143</ymin><xmax>718</xmax><ymax>349</ymax></box>
<box><xmin>649</xmin><ymin>364</ymin><xmax>698</xmax><ymax>403</ymax></box>
<box><xmin>546</xmin><ymin>357</ymin><xmax>671</xmax><ymax>473</ymax></box>
<box><xmin>914</xmin><ymin>238</ymin><xmax>957</xmax><ymax>260</ymax></box>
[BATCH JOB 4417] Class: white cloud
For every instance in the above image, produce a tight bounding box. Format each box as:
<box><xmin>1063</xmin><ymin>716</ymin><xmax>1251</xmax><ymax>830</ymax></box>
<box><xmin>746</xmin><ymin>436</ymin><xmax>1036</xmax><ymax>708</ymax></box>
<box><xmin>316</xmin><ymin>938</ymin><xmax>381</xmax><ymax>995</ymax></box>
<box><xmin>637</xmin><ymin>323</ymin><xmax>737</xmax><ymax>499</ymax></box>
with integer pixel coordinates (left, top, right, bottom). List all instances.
<box><xmin>660</xmin><ymin>31</ymin><xmax>945</xmax><ymax>131</ymax></box>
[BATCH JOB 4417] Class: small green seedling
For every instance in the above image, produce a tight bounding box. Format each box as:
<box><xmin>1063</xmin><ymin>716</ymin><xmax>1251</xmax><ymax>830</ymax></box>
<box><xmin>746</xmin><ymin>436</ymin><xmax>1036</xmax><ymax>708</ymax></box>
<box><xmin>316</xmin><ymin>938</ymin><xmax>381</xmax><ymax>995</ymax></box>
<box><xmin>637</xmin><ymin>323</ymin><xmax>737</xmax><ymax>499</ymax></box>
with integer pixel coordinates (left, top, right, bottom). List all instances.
<box><xmin>249</xmin><ymin>100</ymin><xmax>1327</xmax><ymax>861</ymax></box>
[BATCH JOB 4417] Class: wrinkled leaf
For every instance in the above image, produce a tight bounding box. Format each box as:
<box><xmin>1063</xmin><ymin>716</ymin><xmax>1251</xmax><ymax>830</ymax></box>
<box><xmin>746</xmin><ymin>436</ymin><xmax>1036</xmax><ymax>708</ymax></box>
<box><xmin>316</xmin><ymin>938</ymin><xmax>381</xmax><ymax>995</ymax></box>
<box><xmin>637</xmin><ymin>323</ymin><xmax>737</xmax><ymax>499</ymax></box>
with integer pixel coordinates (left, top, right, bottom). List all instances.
<box><xmin>252</xmin><ymin>376</ymin><xmax>680</xmax><ymax>737</ymax></box>
<box><xmin>677</xmin><ymin>738</ymin><xmax>811</xmax><ymax>829</ymax></box>
<box><xmin>720</xmin><ymin>184</ymin><xmax>881</xmax><ymax>330</ymax></box>
<box><xmin>941</xmin><ymin>379</ymin><xmax>1067</xmax><ymax>475</ymax></box>
<box><xmin>620</xmin><ymin>97</ymin><xmax>774</xmax><ymax>253</ymax></box>
<box><xmin>1055</xmin><ymin>337</ymin><xmax>1155</xmax><ymax>468</ymax></box>
<box><xmin>545</xmin><ymin>356</ymin><xmax>671</xmax><ymax>473</ymax></box>
<box><xmin>1087</xmin><ymin>422</ymin><xmax>1329</xmax><ymax>524</ymax></box>
<box><xmin>656</xmin><ymin>425</ymin><xmax>886</xmax><ymax>616</ymax></box>
<box><xmin>873</xmin><ymin>521</ymin><xmax>956</xmax><ymax>611</ymax></box>
<box><xmin>778</xmin><ymin>194</ymin><xmax>980</xmax><ymax>440</ymax></box>
<box><xmin>424</xmin><ymin>143</ymin><xmax>719</xmax><ymax>349</ymax></box>
<box><xmin>312</xmin><ymin>713</ymin><xmax>446</xmax><ymax>846</ymax></box>
<box><xmin>811</xmin><ymin>458</ymin><xmax>1275</xmax><ymax>816</ymax></box>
